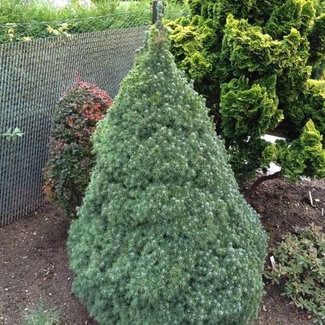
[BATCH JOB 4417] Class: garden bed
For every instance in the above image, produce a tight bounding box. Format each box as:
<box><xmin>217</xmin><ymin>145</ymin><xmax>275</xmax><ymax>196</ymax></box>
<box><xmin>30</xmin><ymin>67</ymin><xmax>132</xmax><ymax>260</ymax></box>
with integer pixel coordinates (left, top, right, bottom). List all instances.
<box><xmin>0</xmin><ymin>177</ymin><xmax>324</xmax><ymax>324</ymax></box>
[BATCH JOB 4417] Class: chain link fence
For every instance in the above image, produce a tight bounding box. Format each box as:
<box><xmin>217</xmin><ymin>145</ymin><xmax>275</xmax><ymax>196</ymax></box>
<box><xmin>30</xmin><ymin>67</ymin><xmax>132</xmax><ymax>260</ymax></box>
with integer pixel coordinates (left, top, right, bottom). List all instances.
<box><xmin>0</xmin><ymin>10</ymin><xmax>151</xmax><ymax>226</ymax></box>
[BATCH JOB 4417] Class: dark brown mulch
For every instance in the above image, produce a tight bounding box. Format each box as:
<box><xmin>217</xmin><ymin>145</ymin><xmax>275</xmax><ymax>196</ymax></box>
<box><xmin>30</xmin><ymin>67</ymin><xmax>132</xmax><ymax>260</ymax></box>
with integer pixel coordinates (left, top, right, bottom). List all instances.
<box><xmin>0</xmin><ymin>206</ymin><xmax>96</xmax><ymax>325</ymax></box>
<box><xmin>247</xmin><ymin>177</ymin><xmax>325</xmax><ymax>325</ymax></box>
<box><xmin>246</xmin><ymin>177</ymin><xmax>325</xmax><ymax>251</ymax></box>
<box><xmin>0</xmin><ymin>177</ymin><xmax>324</xmax><ymax>325</ymax></box>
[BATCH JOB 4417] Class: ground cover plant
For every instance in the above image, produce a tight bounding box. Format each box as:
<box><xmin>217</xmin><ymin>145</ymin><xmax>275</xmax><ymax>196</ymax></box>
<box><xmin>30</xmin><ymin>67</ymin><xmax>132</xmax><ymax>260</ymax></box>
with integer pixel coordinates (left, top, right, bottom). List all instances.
<box><xmin>265</xmin><ymin>225</ymin><xmax>325</xmax><ymax>324</ymax></box>
<box><xmin>67</xmin><ymin>10</ymin><xmax>267</xmax><ymax>324</ymax></box>
<box><xmin>167</xmin><ymin>0</ymin><xmax>325</xmax><ymax>184</ymax></box>
<box><xmin>22</xmin><ymin>304</ymin><xmax>62</xmax><ymax>325</ymax></box>
<box><xmin>44</xmin><ymin>77</ymin><xmax>113</xmax><ymax>218</ymax></box>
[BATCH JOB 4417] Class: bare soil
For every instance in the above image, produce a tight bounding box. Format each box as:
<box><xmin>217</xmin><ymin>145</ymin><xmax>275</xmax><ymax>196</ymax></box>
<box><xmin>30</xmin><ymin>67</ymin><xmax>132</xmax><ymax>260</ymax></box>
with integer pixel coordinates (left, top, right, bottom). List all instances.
<box><xmin>0</xmin><ymin>206</ymin><xmax>95</xmax><ymax>325</ymax></box>
<box><xmin>0</xmin><ymin>177</ymin><xmax>324</xmax><ymax>325</ymax></box>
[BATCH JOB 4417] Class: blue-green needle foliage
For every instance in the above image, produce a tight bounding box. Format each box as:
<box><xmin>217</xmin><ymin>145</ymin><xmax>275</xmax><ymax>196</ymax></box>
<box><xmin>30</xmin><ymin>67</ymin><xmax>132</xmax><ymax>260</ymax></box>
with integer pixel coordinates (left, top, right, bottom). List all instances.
<box><xmin>68</xmin><ymin>13</ymin><xmax>267</xmax><ymax>325</ymax></box>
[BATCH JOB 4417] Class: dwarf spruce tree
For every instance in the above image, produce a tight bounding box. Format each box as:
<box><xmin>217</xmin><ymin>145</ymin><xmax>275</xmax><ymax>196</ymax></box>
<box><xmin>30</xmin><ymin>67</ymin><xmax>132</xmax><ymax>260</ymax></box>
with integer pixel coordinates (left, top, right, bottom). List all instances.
<box><xmin>68</xmin><ymin>13</ymin><xmax>267</xmax><ymax>325</ymax></box>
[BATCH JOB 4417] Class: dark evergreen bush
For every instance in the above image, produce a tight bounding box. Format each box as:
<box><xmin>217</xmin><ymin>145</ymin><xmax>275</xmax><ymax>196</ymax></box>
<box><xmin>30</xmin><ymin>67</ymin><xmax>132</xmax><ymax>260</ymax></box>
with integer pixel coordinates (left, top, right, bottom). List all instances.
<box><xmin>44</xmin><ymin>78</ymin><xmax>113</xmax><ymax>217</ymax></box>
<box><xmin>68</xmin><ymin>13</ymin><xmax>267</xmax><ymax>325</ymax></box>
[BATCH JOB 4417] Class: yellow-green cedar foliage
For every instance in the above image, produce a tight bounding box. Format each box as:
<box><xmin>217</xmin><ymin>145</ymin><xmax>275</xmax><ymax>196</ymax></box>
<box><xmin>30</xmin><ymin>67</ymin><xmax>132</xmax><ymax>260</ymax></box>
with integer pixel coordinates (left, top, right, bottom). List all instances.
<box><xmin>68</xmin><ymin>15</ymin><xmax>267</xmax><ymax>325</ymax></box>
<box><xmin>167</xmin><ymin>0</ymin><xmax>325</xmax><ymax>182</ymax></box>
<box><xmin>276</xmin><ymin>119</ymin><xmax>325</xmax><ymax>180</ymax></box>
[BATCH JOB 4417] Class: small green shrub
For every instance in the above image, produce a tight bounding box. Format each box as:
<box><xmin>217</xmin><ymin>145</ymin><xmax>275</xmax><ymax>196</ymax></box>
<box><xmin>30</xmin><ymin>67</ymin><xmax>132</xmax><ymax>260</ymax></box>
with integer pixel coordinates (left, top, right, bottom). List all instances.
<box><xmin>22</xmin><ymin>305</ymin><xmax>61</xmax><ymax>325</ymax></box>
<box><xmin>265</xmin><ymin>225</ymin><xmax>325</xmax><ymax>324</ymax></box>
<box><xmin>44</xmin><ymin>78</ymin><xmax>113</xmax><ymax>218</ymax></box>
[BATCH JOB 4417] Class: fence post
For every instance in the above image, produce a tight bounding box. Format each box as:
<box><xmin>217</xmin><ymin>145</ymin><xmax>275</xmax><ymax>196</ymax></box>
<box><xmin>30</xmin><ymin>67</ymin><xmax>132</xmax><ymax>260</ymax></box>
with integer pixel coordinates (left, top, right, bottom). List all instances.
<box><xmin>152</xmin><ymin>1</ymin><xmax>158</xmax><ymax>24</ymax></box>
<box><xmin>153</xmin><ymin>1</ymin><xmax>164</xmax><ymax>23</ymax></box>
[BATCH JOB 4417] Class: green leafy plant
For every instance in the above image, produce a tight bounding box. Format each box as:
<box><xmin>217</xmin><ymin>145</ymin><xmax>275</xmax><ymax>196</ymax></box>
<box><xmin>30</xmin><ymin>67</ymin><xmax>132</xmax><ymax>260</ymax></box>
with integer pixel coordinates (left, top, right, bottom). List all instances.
<box><xmin>44</xmin><ymin>77</ymin><xmax>113</xmax><ymax>218</ymax></box>
<box><xmin>22</xmin><ymin>305</ymin><xmax>62</xmax><ymax>325</ymax></box>
<box><xmin>167</xmin><ymin>0</ymin><xmax>325</xmax><ymax>184</ymax></box>
<box><xmin>1</xmin><ymin>127</ymin><xmax>24</xmax><ymax>140</ymax></box>
<box><xmin>265</xmin><ymin>225</ymin><xmax>325</xmax><ymax>324</ymax></box>
<box><xmin>0</xmin><ymin>0</ymin><xmax>149</xmax><ymax>24</ymax></box>
<box><xmin>46</xmin><ymin>23</ymin><xmax>70</xmax><ymax>37</ymax></box>
<box><xmin>68</xmin><ymin>11</ymin><xmax>267</xmax><ymax>325</ymax></box>
<box><xmin>0</xmin><ymin>0</ymin><xmax>186</xmax><ymax>44</ymax></box>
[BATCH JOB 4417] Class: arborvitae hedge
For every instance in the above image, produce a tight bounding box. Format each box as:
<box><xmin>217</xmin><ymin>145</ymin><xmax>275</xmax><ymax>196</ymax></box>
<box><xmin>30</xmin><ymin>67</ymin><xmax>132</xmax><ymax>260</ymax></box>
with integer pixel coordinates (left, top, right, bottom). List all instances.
<box><xmin>68</xmin><ymin>14</ymin><xmax>267</xmax><ymax>325</ymax></box>
<box><xmin>167</xmin><ymin>0</ymin><xmax>325</xmax><ymax>182</ymax></box>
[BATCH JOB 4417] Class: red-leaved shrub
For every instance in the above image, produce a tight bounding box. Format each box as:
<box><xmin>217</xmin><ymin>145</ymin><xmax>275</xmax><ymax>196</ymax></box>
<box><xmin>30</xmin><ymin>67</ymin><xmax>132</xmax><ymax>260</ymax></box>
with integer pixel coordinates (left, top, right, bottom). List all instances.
<box><xmin>44</xmin><ymin>77</ymin><xmax>113</xmax><ymax>217</ymax></box>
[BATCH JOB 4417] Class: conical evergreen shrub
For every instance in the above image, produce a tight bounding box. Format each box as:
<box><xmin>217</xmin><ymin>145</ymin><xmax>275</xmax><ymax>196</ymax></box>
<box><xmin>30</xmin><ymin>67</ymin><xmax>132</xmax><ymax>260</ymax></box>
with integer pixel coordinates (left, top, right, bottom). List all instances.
<box><xmin>68</xmin><ymin>11</ymin><xmax>267</xmax><ymax>325</ymax></box>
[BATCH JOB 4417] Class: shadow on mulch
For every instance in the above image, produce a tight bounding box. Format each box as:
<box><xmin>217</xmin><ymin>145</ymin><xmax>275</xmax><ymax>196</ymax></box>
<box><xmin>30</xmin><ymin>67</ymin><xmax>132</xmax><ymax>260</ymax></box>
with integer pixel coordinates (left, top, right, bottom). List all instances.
<box><xmin>0</xmin><ymin>177</ymin><xmax>324</xmax><ymax>324</ymax></box>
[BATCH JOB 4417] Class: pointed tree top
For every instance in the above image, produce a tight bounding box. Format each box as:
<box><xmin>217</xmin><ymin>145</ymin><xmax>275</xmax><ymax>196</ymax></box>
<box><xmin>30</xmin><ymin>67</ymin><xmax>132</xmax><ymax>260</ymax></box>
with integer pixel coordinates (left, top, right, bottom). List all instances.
<box><xmin>144</xmin><ymin>1</ymin><xmax>170</xmax><ymax>51</ymax></box>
